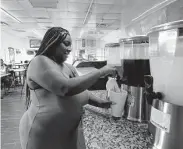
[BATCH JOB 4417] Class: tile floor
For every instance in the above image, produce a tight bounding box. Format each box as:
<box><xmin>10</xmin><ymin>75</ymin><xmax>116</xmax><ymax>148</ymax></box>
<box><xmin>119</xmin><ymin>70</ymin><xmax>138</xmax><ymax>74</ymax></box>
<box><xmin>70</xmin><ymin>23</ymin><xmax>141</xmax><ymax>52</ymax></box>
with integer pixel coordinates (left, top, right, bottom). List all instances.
<box><xmin>1</xmin><ymin>87</ymin><xmax>25</xmax><ymax>149</ymax></box>
<box><xmin>1</xmin><ymin>87</ymin><xmax>86</xmax><ymax>149</ymax></box>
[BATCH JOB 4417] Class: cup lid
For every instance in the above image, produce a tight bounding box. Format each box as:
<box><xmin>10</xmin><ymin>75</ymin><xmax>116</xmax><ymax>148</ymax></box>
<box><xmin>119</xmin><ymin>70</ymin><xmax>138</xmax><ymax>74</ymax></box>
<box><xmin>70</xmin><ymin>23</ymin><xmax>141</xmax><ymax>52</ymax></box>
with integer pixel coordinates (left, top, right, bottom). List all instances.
<box><xmin>147</xmin><ymin>20</ymin><xmax>183</xmax><ymax>35</ymax></box>
<box><xmin>105</xmin><ymin>43</ymin><xmax>120</xmax><ymax>47</ymax></box>
<box><xmin>119</xmin><ymin>35</ymin><xmax>149</xmax><ymax>44</ymax></box>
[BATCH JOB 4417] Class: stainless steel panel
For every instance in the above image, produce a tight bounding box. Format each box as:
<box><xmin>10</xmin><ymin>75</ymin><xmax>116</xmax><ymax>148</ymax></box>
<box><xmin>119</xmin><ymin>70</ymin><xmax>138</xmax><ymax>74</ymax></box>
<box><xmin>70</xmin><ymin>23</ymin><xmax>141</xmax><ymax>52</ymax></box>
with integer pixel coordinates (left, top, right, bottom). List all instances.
<box><xmin>123</xmin><ymin>86</ymin><xmax>149</xmax><ymax>122</ymax></box>
<box><xmin>150</xmin><ymin>99</ymin><xmax>183</xmax><ymax>149</ymax></box>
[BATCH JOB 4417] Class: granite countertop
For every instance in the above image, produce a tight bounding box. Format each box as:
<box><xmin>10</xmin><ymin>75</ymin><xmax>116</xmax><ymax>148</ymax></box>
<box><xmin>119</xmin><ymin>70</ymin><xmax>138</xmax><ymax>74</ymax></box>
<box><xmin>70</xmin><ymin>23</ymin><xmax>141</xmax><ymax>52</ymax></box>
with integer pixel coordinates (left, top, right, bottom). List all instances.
<box><xmin>82</xmin><ymin>90</ymin><xmax>153</xmax><ymax>149</ymax></box>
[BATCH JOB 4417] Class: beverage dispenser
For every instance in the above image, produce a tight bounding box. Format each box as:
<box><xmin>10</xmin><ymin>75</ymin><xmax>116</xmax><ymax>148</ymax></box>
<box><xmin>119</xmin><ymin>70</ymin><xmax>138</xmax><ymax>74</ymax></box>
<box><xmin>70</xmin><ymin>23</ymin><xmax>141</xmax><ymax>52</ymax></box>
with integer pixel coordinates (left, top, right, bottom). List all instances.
<box><xmin>105</xmin><ymin>43</ymin><xmax>127</xmax><ymax>120</ymax></box>
<box><xmin>105</xmin><ymin>43</ymin><xmax>121</xmax><ymax>66</ymax></box>
<box><xmin>105</xmin><ymin>43</ymin><xmax>122</xmax><ymax>86</ymax></box>
<box><xmin>119</xmin><ymin>36</ymin><xmax>151</xmax><ymax>122</ymax></box>
<box><xmin>146</xmin><ymin>20</ymin><xmax>183</xmax><ymax>149</ymax></box>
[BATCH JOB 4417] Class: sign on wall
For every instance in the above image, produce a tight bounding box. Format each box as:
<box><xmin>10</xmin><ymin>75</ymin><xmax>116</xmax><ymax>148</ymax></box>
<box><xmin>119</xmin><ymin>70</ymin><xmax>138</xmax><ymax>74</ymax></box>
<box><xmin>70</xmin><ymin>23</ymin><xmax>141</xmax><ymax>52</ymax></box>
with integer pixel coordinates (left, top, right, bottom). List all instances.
<box><xmin>30</xmin><ymin>39</ymin><xmax>41</xmax><ymax>48</ymax></box>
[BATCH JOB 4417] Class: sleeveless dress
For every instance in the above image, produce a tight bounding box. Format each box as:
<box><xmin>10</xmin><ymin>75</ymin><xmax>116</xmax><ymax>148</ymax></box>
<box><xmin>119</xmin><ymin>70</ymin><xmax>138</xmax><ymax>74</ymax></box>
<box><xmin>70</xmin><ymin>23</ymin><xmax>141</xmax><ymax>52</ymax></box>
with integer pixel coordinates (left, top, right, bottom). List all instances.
<box><xmin>19</xmin><ymin>63</ymin><xmax>88</xmax><ymax>149</ymax></box>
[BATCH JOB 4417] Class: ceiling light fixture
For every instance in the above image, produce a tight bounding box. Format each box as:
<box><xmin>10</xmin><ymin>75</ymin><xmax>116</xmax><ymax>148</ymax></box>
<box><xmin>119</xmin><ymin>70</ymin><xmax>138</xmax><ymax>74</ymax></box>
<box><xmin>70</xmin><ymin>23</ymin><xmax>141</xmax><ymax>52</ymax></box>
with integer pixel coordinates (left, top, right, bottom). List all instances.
<box><xmin>83</xmin><ymin>0</ymin><xmax>94</xmax><ymax>25</ymax></box>
<box><xmin>13</xmin><ymin>29</ymin><xmax>26</xmax><ymax>32</ymax></box>
<box><xmin>0</xmin><ymin>21</ymin><xmax>9</xmax><ymax>26</ymax></box>
<box><xmin>1</xmin><ymin>7</ymin><xmax>21</xmax><ymax>23</ymax></box>
<box><xmin>131</xmin><ymin>0</ymin><xmax>177</xmax><ymax>22</ymax></box>
<box><xmin>32</xmin><ymin>30</ymin><xmax>43</xmax><ymax>38</ymax></box>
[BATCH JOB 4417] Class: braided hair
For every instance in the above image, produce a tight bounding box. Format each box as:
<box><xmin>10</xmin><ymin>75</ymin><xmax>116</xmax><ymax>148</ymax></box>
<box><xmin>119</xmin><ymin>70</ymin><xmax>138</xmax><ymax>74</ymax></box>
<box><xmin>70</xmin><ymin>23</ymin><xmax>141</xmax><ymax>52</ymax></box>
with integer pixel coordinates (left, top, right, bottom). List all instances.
<box><xmin>25</xmin><ymin>27</ymin><xmax>70</xmax><ymax>110</ymax></box>
<box><xmin>36</xmin><ymin>27</ymin><xmax>69</xmax><ymax>56</ymax></box>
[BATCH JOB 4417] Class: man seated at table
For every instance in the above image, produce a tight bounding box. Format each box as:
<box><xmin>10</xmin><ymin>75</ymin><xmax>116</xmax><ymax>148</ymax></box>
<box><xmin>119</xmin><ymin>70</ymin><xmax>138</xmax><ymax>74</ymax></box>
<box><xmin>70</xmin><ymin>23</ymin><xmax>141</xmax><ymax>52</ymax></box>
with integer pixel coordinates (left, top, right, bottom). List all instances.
<box><xmin>1</xmin><ymin>59</ymin><xmax>14</xmax><ymax>90</ymax></box>
<box><xmin>0</xmin><ymin>59</ymin><xmax>7</xmax><ymax>74</ymax></box>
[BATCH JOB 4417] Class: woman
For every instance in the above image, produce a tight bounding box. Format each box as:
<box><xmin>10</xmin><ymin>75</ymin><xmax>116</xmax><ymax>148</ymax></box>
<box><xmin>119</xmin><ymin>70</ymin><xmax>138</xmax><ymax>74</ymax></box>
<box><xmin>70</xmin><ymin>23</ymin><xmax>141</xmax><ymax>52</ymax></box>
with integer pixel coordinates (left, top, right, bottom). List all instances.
<box><xmin>19</xmin><ymin>27</ymin><xmax>117</xmax><ymax>149</ymax></box>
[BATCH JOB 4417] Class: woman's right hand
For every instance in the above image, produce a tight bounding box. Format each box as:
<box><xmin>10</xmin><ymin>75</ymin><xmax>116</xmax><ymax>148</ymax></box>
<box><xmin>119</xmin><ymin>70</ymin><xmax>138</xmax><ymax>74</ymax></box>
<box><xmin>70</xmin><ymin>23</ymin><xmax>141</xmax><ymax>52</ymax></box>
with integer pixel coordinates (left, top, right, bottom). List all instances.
<box><xmin>99</xmin><ymin>65</ymin><xmax>117</xmax><ymax>77</ymax></box>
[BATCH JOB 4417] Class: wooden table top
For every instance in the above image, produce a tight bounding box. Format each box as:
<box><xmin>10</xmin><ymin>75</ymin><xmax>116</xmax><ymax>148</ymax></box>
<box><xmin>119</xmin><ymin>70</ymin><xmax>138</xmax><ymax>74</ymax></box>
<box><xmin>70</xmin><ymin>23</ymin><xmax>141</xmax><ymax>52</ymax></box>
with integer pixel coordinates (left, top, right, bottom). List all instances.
<box><xmin>10</xmin><ymin>69</ymin><xmax>26</xmax><ymax>72</ymax></box>
<box><xmin>0</xmin><ymin>73</ymin><xmax>11</xmax><ymax>78</ymax></box>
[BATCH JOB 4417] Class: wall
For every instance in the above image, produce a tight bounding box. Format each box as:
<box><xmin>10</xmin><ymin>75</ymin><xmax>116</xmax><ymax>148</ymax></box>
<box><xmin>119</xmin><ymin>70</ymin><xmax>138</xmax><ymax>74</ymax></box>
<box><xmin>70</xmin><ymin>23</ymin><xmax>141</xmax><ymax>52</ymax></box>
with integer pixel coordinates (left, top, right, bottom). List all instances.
<box><xmin>0</xmin><ymin>30</ymin><xmax>30</xmax><ymax>63</ymax></box>
<box><xmin>73</xmin><ymin>38</ymin><xmax>105</xmax><ymax>61</ymax></box>
<box><xmin>125</xmin><ymin>0</ymin><xmax>183</xmax><ymax>36</ymax></box>
<box><xmin>0</xmin><ymin>30</ymin><xmax>75</xmax><ymax>64</ymax></box>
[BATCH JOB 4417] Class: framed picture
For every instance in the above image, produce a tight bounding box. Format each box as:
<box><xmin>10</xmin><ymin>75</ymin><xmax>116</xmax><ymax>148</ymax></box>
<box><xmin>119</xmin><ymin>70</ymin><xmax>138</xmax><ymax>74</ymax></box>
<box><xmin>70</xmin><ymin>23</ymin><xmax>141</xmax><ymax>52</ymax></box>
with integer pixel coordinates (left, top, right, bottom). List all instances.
<box><xmin>8</xmin><ymin>47</ymin><xmax>15</xmax><ymax>63</ymax></box>
<box><xmin>30</xmin><ymin>39</ymin><xmax>41</xmax><ymax>48</ymax></box>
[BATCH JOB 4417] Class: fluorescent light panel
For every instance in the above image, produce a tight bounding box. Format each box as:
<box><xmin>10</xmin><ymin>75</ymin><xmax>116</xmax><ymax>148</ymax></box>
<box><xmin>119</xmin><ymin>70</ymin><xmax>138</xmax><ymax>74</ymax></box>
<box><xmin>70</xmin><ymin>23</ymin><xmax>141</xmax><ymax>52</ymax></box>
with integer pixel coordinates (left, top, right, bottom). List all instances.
<box><xmin>32</xmin><ymin>30</ymin><xmax>43</xmax><ymax>38</ymax></box>
<box><xmin>1</xmin><ymin>7</ymin><xmax>21</xmax><ymax>23</ymax></box>
<box><xmin>83</xmin><ymin>0</ymin><xmax>94</xmax><ymax>25</ymax></box>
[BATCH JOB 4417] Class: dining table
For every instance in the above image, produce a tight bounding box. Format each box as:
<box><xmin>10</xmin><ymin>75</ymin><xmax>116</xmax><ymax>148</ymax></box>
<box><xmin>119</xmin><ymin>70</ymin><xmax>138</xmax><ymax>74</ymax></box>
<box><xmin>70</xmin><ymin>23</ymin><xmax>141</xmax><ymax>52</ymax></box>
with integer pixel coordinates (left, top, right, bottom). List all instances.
<box><xmin>9</xmin><ymin>68</ymin><xmax>26</xmax><ymax>85</ymax></box>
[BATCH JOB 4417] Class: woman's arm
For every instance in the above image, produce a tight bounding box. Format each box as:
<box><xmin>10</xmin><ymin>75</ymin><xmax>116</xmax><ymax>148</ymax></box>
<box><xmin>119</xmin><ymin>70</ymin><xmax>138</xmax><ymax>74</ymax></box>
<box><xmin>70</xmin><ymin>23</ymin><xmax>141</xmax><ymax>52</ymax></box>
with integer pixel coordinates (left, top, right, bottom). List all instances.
<box><xmin>28</xmin><ymin>56</ymin><xmax>116</xmax><ymax>97</ymax></box>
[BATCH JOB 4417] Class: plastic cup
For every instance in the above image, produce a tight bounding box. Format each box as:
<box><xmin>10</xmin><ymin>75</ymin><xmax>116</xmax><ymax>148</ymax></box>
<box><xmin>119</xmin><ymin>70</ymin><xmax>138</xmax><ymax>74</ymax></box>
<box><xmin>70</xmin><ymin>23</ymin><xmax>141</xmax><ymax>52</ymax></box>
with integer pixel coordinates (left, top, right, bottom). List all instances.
<box><xmin>109</xmin><ymin>90</ymin><xmax>127</xmax><ymax>118</ymax></box>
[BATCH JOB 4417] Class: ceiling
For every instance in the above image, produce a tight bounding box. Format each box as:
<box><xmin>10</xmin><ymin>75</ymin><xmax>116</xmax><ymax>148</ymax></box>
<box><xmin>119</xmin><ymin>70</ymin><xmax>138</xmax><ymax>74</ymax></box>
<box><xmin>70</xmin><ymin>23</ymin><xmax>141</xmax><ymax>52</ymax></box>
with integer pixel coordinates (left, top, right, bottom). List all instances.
<box><xmin>0</xmin><ymin>0</ymin><xmax>173</xmax><ymax>40</ymax></box>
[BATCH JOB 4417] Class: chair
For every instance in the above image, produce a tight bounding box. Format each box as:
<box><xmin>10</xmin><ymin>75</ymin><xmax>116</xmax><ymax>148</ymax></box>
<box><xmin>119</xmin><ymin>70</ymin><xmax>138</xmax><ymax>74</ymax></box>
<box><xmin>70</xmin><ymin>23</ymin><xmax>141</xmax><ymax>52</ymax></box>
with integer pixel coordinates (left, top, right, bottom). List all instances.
<box><xmin>8</xmin><ymin>70</ymin><xmax>17</xmax><ymax>88</ymax></box>
<box><xmin>1</xmin><ymin>73</ymin><xmax>14</xmax><ymax>98</ymax></box>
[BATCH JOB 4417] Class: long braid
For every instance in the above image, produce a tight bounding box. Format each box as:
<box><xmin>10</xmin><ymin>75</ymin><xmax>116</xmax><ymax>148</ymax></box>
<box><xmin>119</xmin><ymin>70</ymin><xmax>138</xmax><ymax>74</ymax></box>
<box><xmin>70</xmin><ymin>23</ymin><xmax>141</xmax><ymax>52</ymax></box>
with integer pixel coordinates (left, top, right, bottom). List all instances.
<box><xmin>36</xmin><ymin>28</ymin><xmax>58</xmax><ymax>56</ymax></box>
<box><xmin>37</xmin><ymin>33</ymin><xmax>59</xmax><ymax>56</ymax></box>
<box><xmin>25</xmin><ymin>27</ymin><xmax>69</xmax><ymax>110</ymax></box>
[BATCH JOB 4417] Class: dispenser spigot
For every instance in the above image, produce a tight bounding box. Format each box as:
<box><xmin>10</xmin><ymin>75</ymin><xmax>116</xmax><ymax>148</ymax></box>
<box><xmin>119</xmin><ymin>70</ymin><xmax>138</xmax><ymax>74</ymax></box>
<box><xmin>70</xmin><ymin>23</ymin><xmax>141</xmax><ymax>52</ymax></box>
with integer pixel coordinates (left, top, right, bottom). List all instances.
<box><xmin>115</xmin><ymin>70</ymin><xmax>122</xmax><ymax>89</ymax></box>
<box><xmin>144</xmin><ymin>75</ymin><xmax>163</xmax><ymax>105</ymax></box>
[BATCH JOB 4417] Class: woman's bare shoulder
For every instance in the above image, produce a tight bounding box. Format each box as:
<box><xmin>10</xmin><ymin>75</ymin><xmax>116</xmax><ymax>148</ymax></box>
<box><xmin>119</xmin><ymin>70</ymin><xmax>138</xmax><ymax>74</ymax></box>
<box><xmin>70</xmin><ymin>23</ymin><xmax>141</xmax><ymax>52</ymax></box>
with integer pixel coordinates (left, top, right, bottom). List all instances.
<box><xmin>27</xmin><ymin>56</ymin><xmax>56</xmax><ymax>76</ymax></box>
<box><xmin>31</xmin><ymin>56</ymin><xmax>57</xmax><ymax>68</ymax></box>
<box><xmin>31</xmin><ymin>55</ymin><xmax>53</xmax><ymax>65</ymax></box>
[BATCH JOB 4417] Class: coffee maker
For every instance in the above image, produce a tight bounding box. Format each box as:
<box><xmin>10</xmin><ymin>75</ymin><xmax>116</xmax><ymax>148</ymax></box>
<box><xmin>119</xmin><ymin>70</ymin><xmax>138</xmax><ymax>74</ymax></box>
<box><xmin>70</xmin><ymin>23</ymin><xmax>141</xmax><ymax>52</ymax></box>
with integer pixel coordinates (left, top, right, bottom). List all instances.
<box><xmin>119</xmin><ymin>36</ymin><xmax>151</xmax><ymax>122</ymax></box>
<box><xmin>145</xmin><ymin>20</ymin><xmax>183</xmax><ymax>149</ymax></box>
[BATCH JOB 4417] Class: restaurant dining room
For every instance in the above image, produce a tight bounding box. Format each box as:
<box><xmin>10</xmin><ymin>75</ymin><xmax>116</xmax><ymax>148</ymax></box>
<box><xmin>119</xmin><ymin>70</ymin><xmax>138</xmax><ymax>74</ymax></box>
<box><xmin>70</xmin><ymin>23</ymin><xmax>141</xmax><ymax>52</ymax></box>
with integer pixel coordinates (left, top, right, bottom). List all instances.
<box><xmin>1</xmin><ymin>0</ymin><xmax>183</xmax><ymax>149</ymax></box>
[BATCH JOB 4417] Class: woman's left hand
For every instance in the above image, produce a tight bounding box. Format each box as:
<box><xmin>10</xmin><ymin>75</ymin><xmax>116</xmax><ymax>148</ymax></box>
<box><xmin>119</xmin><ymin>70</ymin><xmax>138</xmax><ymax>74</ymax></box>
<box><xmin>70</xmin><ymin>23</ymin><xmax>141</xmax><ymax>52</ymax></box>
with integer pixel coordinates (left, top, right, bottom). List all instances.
<box><xmin>98</xmin><ymin>100</ymin><xmax>114</xmax><ymax>109</ymax></box>
<box><xmin>88</xmin><ymin>91</ymin><xmax>116</xmax><ymax>109</ymax></box>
